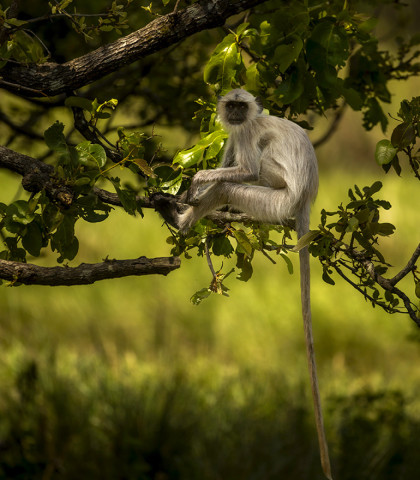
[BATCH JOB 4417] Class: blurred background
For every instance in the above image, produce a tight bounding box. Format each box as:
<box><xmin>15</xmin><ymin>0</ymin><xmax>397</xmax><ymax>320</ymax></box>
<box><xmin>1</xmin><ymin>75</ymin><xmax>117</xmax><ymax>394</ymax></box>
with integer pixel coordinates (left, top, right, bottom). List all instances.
<box><xmin>0</xmin><ymin>1</ymin><xmax>420</xmax><ymax>479</ymax></box>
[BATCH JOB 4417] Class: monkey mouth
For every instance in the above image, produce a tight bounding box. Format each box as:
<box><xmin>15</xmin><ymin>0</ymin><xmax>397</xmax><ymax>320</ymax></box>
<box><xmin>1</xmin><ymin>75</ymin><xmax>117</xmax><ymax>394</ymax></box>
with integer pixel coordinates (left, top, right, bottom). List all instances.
<box><xmin>229</xmin><ymin>119</ymin><xmax>245</xmax><ymax>125</ymax></box>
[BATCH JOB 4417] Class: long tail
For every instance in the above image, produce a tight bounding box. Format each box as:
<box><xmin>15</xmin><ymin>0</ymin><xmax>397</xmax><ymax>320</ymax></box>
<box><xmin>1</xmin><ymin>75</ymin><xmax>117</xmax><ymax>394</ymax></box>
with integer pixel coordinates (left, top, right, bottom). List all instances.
<box><xmin>297</xmin><ymin>209</ymin><xmax>333</xmax><ymax>480</ymax></box>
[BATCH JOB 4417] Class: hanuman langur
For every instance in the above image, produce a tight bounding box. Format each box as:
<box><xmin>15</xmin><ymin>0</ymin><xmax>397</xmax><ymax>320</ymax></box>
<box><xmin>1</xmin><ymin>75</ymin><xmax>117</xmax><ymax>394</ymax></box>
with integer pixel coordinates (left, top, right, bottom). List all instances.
<box><xmin>157</xmin><ymin>89</ymin><xmax>332</xmax><ymax>479</ymax></box>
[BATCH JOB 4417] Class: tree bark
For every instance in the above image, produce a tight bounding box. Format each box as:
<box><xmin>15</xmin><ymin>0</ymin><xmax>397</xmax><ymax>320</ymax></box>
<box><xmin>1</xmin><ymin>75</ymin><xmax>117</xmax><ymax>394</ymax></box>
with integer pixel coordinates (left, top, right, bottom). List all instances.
<box><xmin>0</xmin><ymin>0</ymin><xmax>267</xmax><ymax>97</ymax></box>
<box><xmin>0</xmin><ymin>145</ymin><xmax>74</xmax><ymax>207</ymax></box>
<box><xmin>0</xmin><ymin>256</ymin><xmax>181</xmax><ymax>286</ymax></box>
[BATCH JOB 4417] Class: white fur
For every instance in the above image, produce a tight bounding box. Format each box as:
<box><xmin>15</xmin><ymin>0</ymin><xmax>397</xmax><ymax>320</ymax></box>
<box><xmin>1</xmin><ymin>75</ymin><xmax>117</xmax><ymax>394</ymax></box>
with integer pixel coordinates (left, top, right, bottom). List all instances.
<box><xmin>178</xmin><ymin>89</ymin><xmax>318</xmax><ymax>235</ymax></box>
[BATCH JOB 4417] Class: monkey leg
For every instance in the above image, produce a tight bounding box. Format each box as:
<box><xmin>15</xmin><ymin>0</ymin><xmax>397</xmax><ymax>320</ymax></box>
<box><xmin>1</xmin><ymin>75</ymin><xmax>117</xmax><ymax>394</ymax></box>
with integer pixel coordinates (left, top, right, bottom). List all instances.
<box><xmin>177</xmin><ymin>183</ymin><xmax>230</xmax><ymax>233</ymax></box>
<box><xmin>224</xmin><ymin>183</ymin><xmax>296</xmax><ymax>224</ymax></box>
<box><xmin>178</xmin><ymin>182</ymin><xmax>297</xmax><ymax>233</ymax></box>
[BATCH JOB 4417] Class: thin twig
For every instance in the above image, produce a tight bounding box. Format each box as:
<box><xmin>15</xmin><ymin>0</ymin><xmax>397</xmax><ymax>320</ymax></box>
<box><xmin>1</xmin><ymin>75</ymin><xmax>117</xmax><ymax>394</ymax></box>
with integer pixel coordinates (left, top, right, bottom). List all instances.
<box><xmin>313</xmin><ymin>104</ymin><xmax>346</xmax><ymax>149</ymax></box>
<box><xmin>205</xmin><ymin>236</ymin><xmax>217</xmax><ymax>279</ymax></box>
<box><xmin>390</xmin><ymin>243</ymin><xmax>420</xmax><ymax>286</ymax></box>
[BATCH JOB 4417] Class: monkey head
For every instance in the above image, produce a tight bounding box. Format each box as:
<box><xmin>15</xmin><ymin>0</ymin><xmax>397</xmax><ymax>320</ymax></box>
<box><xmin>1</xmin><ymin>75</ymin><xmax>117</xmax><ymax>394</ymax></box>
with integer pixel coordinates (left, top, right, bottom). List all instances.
<box><xmin>217</xmin><ymin>89</ymin><xmax>263</xmax><ymax>128</ymax></box>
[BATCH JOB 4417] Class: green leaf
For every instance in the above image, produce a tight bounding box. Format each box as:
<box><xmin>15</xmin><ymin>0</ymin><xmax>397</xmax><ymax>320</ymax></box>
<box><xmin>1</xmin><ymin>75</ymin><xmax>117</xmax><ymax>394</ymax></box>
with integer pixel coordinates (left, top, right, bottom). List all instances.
<box><xmin>280</xmin><ymin>253</ymin><xmax>293</xmax><ymax>274</ymax></box>
<box><xmin>44</xmin><ymin>121</ymin><xmax>67</xmax><ymax>154</ymax></box>
<box><xmin>203</xmin><ymin>34</ymin><xmax>241</xmax><ymax>91</ymax></box>
<box><xmin>173</xmin><ymin>130</ymin><xmax>228</xmax><ymax>168</ymax></box>
<box><xmin>42</xmin><ymin>203</ymin><xmax>64</xmax><ymax>232</ymax></box>
<box><xmin>5</xmin><ymin>201</ymin><xmax>35</xmax><ymax>231</ymax></box>
<box><xmin>364</xmin><ymin>97</ymin><xmax>388</xmax><ymax>131</ymax></box>
<box><xmin>116</xmin><ymin>188</ymin><xmax>137</xmax><ymax>215</ymax></box>
<box><xmin>76</xmin><ymin>141</ymin><xmax>107</xmax><ymax>169</ymax></box>
<box><xmin>322</xmin><ymin>270</ymin><xmax>335</xmax><ymax>285</ymax></box>
<box><xmin>273</xmin><ymin>35</ymin><xmax>303</xmax><ymax>73</ymax></box>
<box><xmin>203</xmin><ymin>131</ymin><xmax>228</xmax><ymax>160</ymax></box>
<box><xmin>292</xmin><ymin>230</ymin><xmax>320</xmax><ymax>252</ymax></box>
<box><xmin>244</xmin><ymin>63</ymin><xmax>261</xmax><ymax>92</ymax></box>
<box><xmin>212</xmin><ymin>235</ymin><xmax>234</xmax><ymax>257</ymax></box>
<box><xmin>173</xmin><ymin>145</ymin><xmax>204</xmax><ymax>168</ymax></box>
<box><xmin>376</xmin><ymin>222</ymin><xmax>396</xmax><ymax>236</ymax></box>
<box><xmin>308</xmin><ymin>20</ymin><xmax>349</xmax><ymax>68</ymax></box>
<box><xmin>275</xmin><ymin>58</ymin><xmax>305</xmax><ymax>104</ymax></box>
<box><xmin>346</xmin><ymin>216</ymin><xmax>359</xmax><ymax>232</ymax></box>
<box><xmin>391</xmin><ymin>122</ymin><xmax>416</xmax><ymax>149</ymax></box>
<box><xmin>22</xmin><ymin>222</ymin><xmax>43</xmax><ymax>257</ymax></box>
<box><xmin>375</xmin><ymin>140</ymin><xmax>397</xmax><ymax>165</ymax></box>
<box><xmin>363</xmin><ymin>181</ymin><xmax>383</xmax><ymax>196</ymax></box>
<box><xmin>160</xmin><ymin>171</ymin><xmax>183</xmax><ymax>195</ymax></box>
<box><xmin>236</xmin><ymin>253</ymin><xmax>253</xmax><ymax>282</ymax></box>
<box><xmin>342</xmin><ymin>87</ymin><xmax>363</xmax><ymax>111</ymax></box>
<box><xmin>233</xmin><ymin>230</ymin><xmax>254</xmax><ymax>258</ymax></box>
<box><xmin>51</xmin><ymin>215</ymin><xmax>79</xmax><ymax>262</ymax></box>
<box><xmin>190</xmin><ymin>288</ymin><xmax>212</xmax><ymax>305</ymax></box>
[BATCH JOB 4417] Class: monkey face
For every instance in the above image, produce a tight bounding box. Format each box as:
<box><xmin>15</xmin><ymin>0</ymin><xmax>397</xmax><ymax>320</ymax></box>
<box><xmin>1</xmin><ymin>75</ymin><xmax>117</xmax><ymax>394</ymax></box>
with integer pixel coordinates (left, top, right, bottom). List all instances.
<box><xmin>225</xmin><ymin>101</ymin><xmax>249</xmax><ymax>125</ymax></box>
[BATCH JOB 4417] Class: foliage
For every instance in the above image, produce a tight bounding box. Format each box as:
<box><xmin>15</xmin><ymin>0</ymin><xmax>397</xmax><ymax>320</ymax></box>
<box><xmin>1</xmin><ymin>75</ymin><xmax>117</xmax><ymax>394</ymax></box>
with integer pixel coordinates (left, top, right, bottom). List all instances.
<box><xmin>0</xmin><ymin>353</ymin><xmax>419</xmax><ymax>480</ymax></box>
<box><xmin>0</xmin><ymin>0</ymin><xmax>419</xmax><ymax>323</ymax></box>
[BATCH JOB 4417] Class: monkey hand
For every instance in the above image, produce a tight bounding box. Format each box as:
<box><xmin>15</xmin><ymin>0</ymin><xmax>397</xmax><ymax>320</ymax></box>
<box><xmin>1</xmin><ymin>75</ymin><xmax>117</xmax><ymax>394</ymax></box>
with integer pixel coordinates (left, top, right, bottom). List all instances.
<box><xmin>151</xmin><ymin>192</ymin><xmax>182</xmax><ymax>228</ymax></box>
<box><xmin>191</xmin><ymin>170</ymin><xmax>213</xmax><ymax>183</ymax></box>
<box><xmin>185</xmin><ymin>185</ymin><xmax>200</xmax><ymax>206</ymax></box>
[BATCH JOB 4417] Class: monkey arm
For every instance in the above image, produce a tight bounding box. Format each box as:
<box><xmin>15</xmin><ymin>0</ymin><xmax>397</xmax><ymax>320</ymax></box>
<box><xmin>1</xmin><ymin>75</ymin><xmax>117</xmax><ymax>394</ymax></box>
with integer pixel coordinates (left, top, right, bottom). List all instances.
<box><xmin>221</xmin><ymin>143</ymin><xmax>235</xmax><ymax>167</ymax></box>
<box><xmin>186</xmin><ymin>166</ymin><xmax>259</xmax><ymax>204</ymax></box>
<box><xmin>193</xmin><ymin>166</ymin><xmax>259</xmax><ymax>184</ymax></box>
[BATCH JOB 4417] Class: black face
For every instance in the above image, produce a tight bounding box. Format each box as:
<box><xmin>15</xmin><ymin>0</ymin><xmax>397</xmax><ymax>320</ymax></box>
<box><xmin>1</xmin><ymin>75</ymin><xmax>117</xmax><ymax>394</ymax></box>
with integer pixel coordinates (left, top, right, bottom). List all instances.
<box><xmin>225</xmin><ymin>101</ymin><xmax>249</xmax><ymax>125</ymax></box>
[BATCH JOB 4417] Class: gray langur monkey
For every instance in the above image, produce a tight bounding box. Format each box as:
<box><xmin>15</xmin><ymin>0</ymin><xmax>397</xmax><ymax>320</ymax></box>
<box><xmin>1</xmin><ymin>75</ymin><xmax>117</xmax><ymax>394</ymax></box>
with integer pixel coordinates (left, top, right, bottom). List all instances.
<box><xmin>159</xmin><ymin>89</ymin><xmax>332</xmax><ymax>479</ymax></box>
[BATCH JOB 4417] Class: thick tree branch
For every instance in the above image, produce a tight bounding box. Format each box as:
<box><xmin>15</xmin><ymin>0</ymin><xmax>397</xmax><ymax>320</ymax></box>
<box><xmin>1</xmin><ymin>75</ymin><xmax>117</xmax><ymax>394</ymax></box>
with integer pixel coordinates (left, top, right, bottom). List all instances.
<box><xmin>0</xmin><ymin>0</ymin><xmax>267</xmax><ymax>97</ymax></box>
<box><xmin>0</xmin><ymin>256</ymin><xmax>181</xmax><ymax>286</ymax></box>
<box><xmin>0</xmin><ymin>145</ymin><xmax>74</xmax><ymax>207</ymax></box>
<box><xmin>0</xmin><ymin>145</ymin><xmax>262</xmax><ymax>230</ymax></box>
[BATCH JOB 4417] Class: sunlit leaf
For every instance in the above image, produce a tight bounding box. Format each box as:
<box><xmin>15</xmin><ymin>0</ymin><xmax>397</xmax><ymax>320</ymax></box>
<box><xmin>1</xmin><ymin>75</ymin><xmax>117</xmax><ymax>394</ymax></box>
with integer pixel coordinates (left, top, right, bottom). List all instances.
<box><xmin>375</xmin><ymin>140</ymin><xmax>397</xmax><ymax>165</ymax></box>
<box><xmin>190</xmin><ymin>288</ymin><xmax>212</xmax><ymax>305</ymax></box>
<box><xmin>292</xmin><ymin>230</ymin><xmax>320</xmax><ymax>252</ymax></box>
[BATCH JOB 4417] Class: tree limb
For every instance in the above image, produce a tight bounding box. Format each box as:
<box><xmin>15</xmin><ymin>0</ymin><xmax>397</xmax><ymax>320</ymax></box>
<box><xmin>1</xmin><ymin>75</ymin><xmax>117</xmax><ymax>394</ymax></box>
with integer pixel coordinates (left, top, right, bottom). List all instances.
<box><xmin>0</xmin><ymin>256</ymin><xmax>181</xmax><ymax>286</ymax></box>
<box><xmin>0</xmin><ymin>0</ymin><xmax>267</xmax><ymax>97</ymax></box>
<box><xmin>312</xmin><ymin>104</ymin><xmax>346</xmax><ymax>149</ymax></box>
<box><xmin>0</xmin><ymin>145</ymin><xmax>74</xmax><ymax>207</ymax></box>
<box><xmin>0</xmin><ymin>145</ymin><xmax>262</xmax><ymax>227</ymax></box>
<box><xmin>390</xmin><ymin>243</ymin><xmax>420</xmax><ymax>286</ymax></box>
<box><xmin>331</xmin><ymin>238</ymin><xmax>420</xmax><ymax>326</ymax></box>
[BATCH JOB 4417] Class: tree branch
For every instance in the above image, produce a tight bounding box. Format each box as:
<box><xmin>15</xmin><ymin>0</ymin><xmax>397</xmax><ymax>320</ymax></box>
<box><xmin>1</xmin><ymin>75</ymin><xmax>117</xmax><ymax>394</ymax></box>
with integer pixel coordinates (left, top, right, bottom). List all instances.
<box><xmin>0</xmin><ymin>145</ymin><xmax>264</xmax><ymax>227</ymax></box>
<box><xmin>0</xmin><ymin>0</ymin><xmax>267</xmax><ymax>97</ymax></box>
<box><xmin>0</xmin><ymin>256</ymin><xmax>181</xmax><ymax>286</ymax></box>
<box><xmin>312</xmin><ymin>104</ymin><xmax>346</xmax><ymax>149</ymax></box>
<box><xmin>390</xmin><ymin>243</ymin><xmax>420</xmax><ymax>286</ymax></box>
<box><xmin>332</xmin><ymin>239</ymin><xmax>420</xmax><ymax>326</ymax></box>
<box><xmin>0</xmin><ymin>145</ymin><xmax>74</xmax><ymax>207</ymax></box>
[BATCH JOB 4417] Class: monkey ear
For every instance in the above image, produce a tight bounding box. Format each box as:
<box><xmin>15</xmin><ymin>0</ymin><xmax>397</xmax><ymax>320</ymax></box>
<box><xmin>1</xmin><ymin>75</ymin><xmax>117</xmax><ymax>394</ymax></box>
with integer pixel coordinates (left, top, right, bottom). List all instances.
<box><xmin>255</xmin><ymin>96</ymin><xmax>264</xmax><ymax>114</ymax></box>
<box><xmin>217</xmin><ymin>95</ymin><xmax>222</xmax><ymax>101</ymax></box>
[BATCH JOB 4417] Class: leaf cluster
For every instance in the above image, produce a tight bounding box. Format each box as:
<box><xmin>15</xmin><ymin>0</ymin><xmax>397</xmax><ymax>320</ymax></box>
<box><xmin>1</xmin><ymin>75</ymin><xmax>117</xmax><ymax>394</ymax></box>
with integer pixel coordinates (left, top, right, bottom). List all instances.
<box><xmin>375</xmin><ymin>97</ymin><xmax>420</xmax><ymax>179</ymax></box>
<box><xmin>167</xmin><ymin>220</ymin><xmax>294</xmax><ymax>304</ymax></box>
<box><xmin>303</xmin><ymin>182</ymin><xmax>419</xmax><ymax>321</ymax></box>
